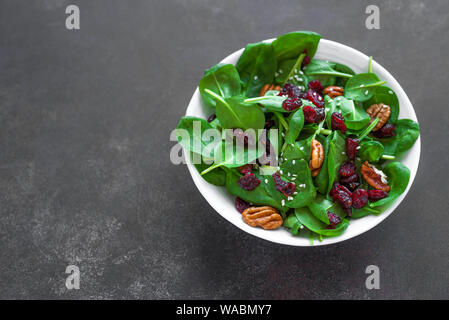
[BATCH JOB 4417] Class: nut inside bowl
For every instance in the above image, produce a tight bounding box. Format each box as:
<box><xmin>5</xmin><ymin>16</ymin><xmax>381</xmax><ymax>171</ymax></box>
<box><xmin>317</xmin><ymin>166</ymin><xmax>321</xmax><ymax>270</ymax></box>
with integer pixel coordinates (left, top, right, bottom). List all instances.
<box><xmin>184</xmin><ymin>38</ymin><xmax>420</xmax><ymax>246</ymax></box>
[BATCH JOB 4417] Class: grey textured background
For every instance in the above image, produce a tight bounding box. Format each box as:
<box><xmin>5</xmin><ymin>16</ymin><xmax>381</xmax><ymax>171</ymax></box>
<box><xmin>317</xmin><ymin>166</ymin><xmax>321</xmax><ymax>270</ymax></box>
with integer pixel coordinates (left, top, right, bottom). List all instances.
<box><xmin>0</xmin><ymin>0</ymin><xmax>447</xmax><ymax>299</ymax></box>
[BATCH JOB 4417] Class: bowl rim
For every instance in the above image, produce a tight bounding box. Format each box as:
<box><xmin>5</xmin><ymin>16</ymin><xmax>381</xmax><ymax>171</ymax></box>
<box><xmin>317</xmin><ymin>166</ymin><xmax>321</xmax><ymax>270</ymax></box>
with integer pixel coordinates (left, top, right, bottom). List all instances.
<box><xmin>184</xmin><ymin>38</ymin><xmax>421</xmax><ymax>246</ymax></box>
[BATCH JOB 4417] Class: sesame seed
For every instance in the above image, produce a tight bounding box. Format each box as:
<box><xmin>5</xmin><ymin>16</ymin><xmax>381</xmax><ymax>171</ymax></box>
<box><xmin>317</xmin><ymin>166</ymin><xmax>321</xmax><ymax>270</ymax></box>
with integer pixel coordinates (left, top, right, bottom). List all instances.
<box><xmin>360</xmin><ymin>84</ymin><xmax>365</xmax><ymax>88</ymax></box>
<box><xmin>265</xmin><ymin>179</ymin><xmax>268</xmax><ymax>184</ymax></box>
<box><xmin>300</xmin><ymin>225</ymin><xmax>304</xmax><ymax>229</ymax></box>
<box><xmin>356</xmin><ymin>146</ymin><xmax>361</xmax><ymax>150</ymax></box>
<box><xmin>365</xmin><ymin>90</ymin><xmax>369</xmax><ymax>95</ymax></box>
<box><xmin>279</xmin><ymin>69</ymin><xmax>283</xmax><ymax>74</ymax></box>
<box><xmin>254</xmin><ymin>75</ymin><xmax>258</xmax><ymax>80</ymax></box>
<box><xmin>280</xmin><ymin>170</ymin><xmax>283</xmax><ymax>174</ymax></box>
<box><xmin>288</xmin><ymin>172</ymin><xmax>291</xmax><ymax>177</ymax></box>
<box><xmin>342</xmin><ymin>152</ymin><xmax>346</xmax><ymax>155</ymax></box>
<box><xmin>294</xmin><ymin>192</ymin><xmax>298</xmax><ymax>195</ymax></box>
<box><xmin>292</xmin><ymin>160</ymin><xmax>296</xmax><ymax>164</ymax></box>
<box><xmin>281</xmin><ymin>199</ymin><xmax>285</xmax><ymax>206</ymax></box>
<box><xmin>389</xmin><ymin>90</ymin><xmax>393</xmax><ymax>94</ymax></box>
<box><xmin>288</xmin><ymin>196</ymin><xmax>293</xmax><ymax>201</ymax></box>
<box><xmin>291</xmin><ymin>143</ymin><xmax>294</xmax><ymax>147</ymax></box>
<box><xmin>292</xmin><ymin>177</ymin><xmax>296</xmax><ymax>181</ymax></box>
<box><xmin>299</xmin><ymin>147</ymin><xmax>304</xmax><ymax>151</ymax></box>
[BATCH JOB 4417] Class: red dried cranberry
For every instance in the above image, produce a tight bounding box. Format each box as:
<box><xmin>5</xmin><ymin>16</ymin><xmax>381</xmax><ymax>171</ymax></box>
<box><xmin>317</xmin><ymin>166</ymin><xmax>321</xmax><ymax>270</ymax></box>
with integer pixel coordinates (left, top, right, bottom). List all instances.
<box><xmin>347</xmin><ymin>182</ymin><xmax>360</xmax><ymax>191</ymax></box>
<box><xmin>235</xmin><ymin>197</ymin><xmax>250</xmax><ymax>213</ymax></box>
<box><xmin>327</xmin><ymin>211</ymin><xmax>342</xmax><ymax>229</ymax></box>
<box><xmin>352</xmin><ymin>189</ymin><xmax>369</xmax><ymax>209</ymax></box>
<box><xmin>308</xmin><ymin>80</ymin><xmax>324</xmax><ymax>94</ymax></box>
<box><xmin>315</xmin><ymin>107</ymin><xmax>325</xmax><ymax>123</ymax></box>
<box><xmin>237</xmin><ymin>173</ymin><xmax>260</xmax><ymax>191</ymax></box>
<box><xmin>333</xmin><ymin>188</ymin><xmax>353</xmax><ymax>209</ymax></box>
<box><xmin>278</xmin><ymin>83</ymin><xmax>302</xmax><ymax>99</ymax></box>
<box><xmin>346</xmin><ymin>137</ymin><xmax>359</xmax><ymax>161</ymax></box>
<box><xmin>303</xmin><ymin>105</ymin><xmax>317</xmax><ymax>123</ymax></box>
<box><xmin>340</xmin><ymin>173</ymin><xmax>359</xmax><ymax>187</ymax></box>
<box><xmin>207</xmin><ymin>113</ymin><xmax>216</xmax><ymax>122</ymax></box>
<box><xmin>272</xmin><ymin>172</ymin><xmax>296</xmax><ymax>197</ymax></box>
<box><xmin>331</xmin><ymin>112</ymin><xmax>347</xmax><ymax>133</ymax></box>
<box><xmin>306</xmin><ymin>89</ymin><xmax>325</xmax><ymax>108</ymax></box>
<box><xmin>282</xmin><ymin>97</ymin><xmax>302</xmax><ymax>111</ymax></box>
<box><xmin>372</xmin><ymin>123</ymin><xmax>396</xmax><ymax>138</ymax></box>
<box><xmin>368</xmin><ymin>190</ymin><xmax>388</xmax><ymax>200</ymax></box>
<box><xmin>339</xmin><ymin>161</ymin><xmax>357</xmax><ymax>177</ymax></box>
<box><xmin>238</xmin><ymin>164</ymin><xmax>253</xmax><ymax>175</ymax></box>
<box><xmin>233</xmin><ymin>129</ymin><xmax>255</xmax><ymax>147</ymax></box>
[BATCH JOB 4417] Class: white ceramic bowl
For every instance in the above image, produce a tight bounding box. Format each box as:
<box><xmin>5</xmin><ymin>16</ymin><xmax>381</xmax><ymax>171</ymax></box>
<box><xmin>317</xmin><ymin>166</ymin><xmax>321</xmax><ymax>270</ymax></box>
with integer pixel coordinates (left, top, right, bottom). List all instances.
<box><xmin>184</xmin><ymin>38</ymin><xmax>421</xmax><ymax>246</ymax></box>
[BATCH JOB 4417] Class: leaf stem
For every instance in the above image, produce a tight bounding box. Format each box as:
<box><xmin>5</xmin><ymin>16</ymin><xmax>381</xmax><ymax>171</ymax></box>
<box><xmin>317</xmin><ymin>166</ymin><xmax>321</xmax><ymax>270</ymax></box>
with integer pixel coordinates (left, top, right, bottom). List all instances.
<box><xmin>368</xmin><ymin>56</ymin><xmax>373</xmax><ymax>73</ymax></box>
<box><xmin>281</xmin><ymin>53</ymin><xmax>306</xmax><ymax>86</ymax></box>
<box><xmin>358</xmin><ymin>117</ymin><xmax>380</xmax><ymax>141</ymax></box>
<box><xmin>381</xmin><ymin>155</ymin><xmax>395</xmax><ymax>160</ymax></box>
<box><xmin>319</xmin><ymin>128</ymin><xmax>332</xmax><ymax>135</ymax></box>
<box><xmin>200</xmin><ymin>163</ymin><xmax>222</xmax><ymax>175</ymax></box>
<box><xmin>274</xmin><ymin>112</ymin><xmax>289</xmax><ymax>131</ymax></box>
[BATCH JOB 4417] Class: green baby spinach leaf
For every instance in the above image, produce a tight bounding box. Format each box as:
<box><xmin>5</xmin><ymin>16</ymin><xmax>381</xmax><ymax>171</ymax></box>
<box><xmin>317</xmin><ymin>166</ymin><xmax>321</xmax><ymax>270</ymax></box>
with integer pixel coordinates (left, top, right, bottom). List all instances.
<box><xmin>334</xmin><ymin>97</ymin><xmax>371</xmax><ymax>131</ymax></box>
<box><xmin>284</xmin><ymin>108</ymin><xmax>305</xmax><ymax>145</ymax></box>
<box><xmin>175</xmin><ymin>116</ymin><xmax>220</xmax><ymax>158</ymax></box>
<box><xmin>283</xmin><ymin>213</ymin><xmax>302</xmax><ymax>235</ymax></box>
<box><xmin>281</xmin><ymin>159</ymin><xmax>316</xmax><ymax>208</ymax></box>
<box><xmin>326</xmin><ymin>131</ymin><xmax>348</xmax><ymax>194</ymax></box>
<box><xmin>244</xmin><ymin>93</ymin><xmax>289</xmax><ymax>113</ymax></box>
<box><xmin>295</xmin><ymin>207</ymin><xmax>349</xmax><ymax>237</ymax></box>
<box><xmin>377</xmin><ymin>119</ymin><xmax>420</xmax><ymax>155</ymax></box>
<box><xmin>351</xmin><ymin>206</ymin><xmax>381</xmax><ymax>219</ymax></box>
<box><xmin>314</xmin><ymin>134</ymin><xmax>331</xmax><ymax>195</ymax></box>
<box><xmin>359</xmin><ymin>140</ymin><xmax>384</xmax><ymax>162</ymax></box>
<box><xmin>205</xmin><ymin>90</ymin><xmax>265</xmax><ymax>130</ymax></box>
<box><xmin>194</xmin><ymin>161</ymin><xmax>226</xmax><ymax>186</ymax></box>
<box><xmin>369</xmin><ymin>162</ymin><xmax>410</xmax><ymax>208</ymax></box>
<box><xmin>236</xmin><ymin>42</ymin><xmax>277</xmax><ymax>98</ymax></box>
<box><xmin>199</xmin><ymin>64</ymin><xmax>242</xmax><ymax>112</ymax></box>
<box><xmin>275</xmin><ymin>56</ymin><xmax>308</xmax><ymax>86</ymax></box>
<box><xmin>272</xmin><ymin>31</ymin><xmax>321</xmax><ymax>62</ymax></box>
<box><xmin>305</xmin><ymin>60</ymin><xmax>353</xmax><ymax>79</ymax></box>
<box><xmin>344</xmin><ymin>73</ymin><xmax>387</xmax><ymax>102</ymax></box>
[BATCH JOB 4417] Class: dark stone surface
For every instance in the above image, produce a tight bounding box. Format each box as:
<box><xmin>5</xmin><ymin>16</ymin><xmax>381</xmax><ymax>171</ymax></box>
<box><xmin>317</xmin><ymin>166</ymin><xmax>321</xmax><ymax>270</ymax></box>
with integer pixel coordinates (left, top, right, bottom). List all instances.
<box><xmin>0</xmin><ymin>0</ymin><xmax>447</xmax><ymax>299</ymax></box>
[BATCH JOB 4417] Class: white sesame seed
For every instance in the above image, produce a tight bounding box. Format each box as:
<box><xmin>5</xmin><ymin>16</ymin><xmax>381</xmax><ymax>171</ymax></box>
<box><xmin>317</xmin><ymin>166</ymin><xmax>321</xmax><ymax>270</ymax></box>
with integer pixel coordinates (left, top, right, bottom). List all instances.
<box><xmin>365</xmin><ymin>90</ymin><xmax>369</xmax><ymax>95</ymax></box>
<box><xmin>342</xmin><ymin>152</ymin><xmax>346</xmax><ymax>155</ymax></box>
<box><xmin>389</xmin><ymin>90</ymin><xmax>393</xmax><ymax>94</ymax></box>
<box><xmin>360</xmin><ymin>84</ymin><xmax>365</xmax><ymax>88</ymax></box>
<box><xmin>292</xmin><ymin>174</ymin><xmax>297</xmax><ymax>177</ymax></box>
<box><xmin>288</xmin><ymin>172</ymin><xmax>291</xmax><ymax>177</ymax></box>
<box><xmin>299</xmin><ymin>71</ymin><xmax>304</xmax><ymax>75</ymax></box>
<box><xmin>275</xmin><ymin>72</ymin><xmax>279</xmax><ymax>77</ymax></box>
<box><xmin>292</xmin><ymin>177</ymin><xmax>296</xmax><ymax>181</ymax></box>
<box><xmin>300</xmin><ymin>147</ymin><xmax>304</xmax><ymax>151</ymax></box>
<box><xmin>281</xmin><ymin>132</ymin><xmax>285</xmax><ymax>137</ymax></box>
<box><xmin>294</xmin><ymin>191</ymin><xmax>298</xmax><ymax>195</ymax></box>
<box><xmin>288</xmin><ymin>196</ymin><xmax>293</xmax><ymax>201</ymax></box>
<box><xmin>291</xmin><ymin>143</ymin><xmax>294</xmax><ymax>147</ymax></box>
<box><xmin>254</xmin><ymin>75</ymin><xmax>258</xmax><ymax>80</ymax></box>
<box><xmin>279</xmin><ymin>69</ymin><xmax>283</xmax><ymax>74</ymax></box>
<box><xmin>292</xmin><ymin>160</ymin><xmax>296</xmax><ymax>164</ymax></box>
<box><xmin>280</xmin><ymin>170</ymin><xmax>283</xmax><ymax>174</ymax></box>
<box><xmin>281</xmin><ymin>199</ymin><xmax>285</xmax><ymax>206</ymax></box>
<box><xmin>265</xmin><ymin>179</ymin><xmax>268</xmax><ymax>184</ymax></box>
<box><xmin>300</xmin><ymin>225</ymin><xmax>304</xmax><ymax>229</ymax></box>
<box><xmin>356</xmin><ymin>157</ymin><xmax>361</xmax><ymax>161</ymax></box>
<box><xmin>356</xmin><ymin>146</ymin><xmax>361</xmax><ymax>150</ymax></box>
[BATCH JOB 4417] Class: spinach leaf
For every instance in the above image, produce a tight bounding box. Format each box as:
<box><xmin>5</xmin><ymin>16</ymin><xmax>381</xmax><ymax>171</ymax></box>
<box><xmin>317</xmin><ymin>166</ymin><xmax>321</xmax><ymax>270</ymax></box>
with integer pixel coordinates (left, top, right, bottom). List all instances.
<box><xmin>351</xmin><ymin>206</ymin><xmax>381</xmax><ymax>219</ymax></box>
<box><xmin>369</xmin><ymin>162</ymin><xmax>410</xmax><ymax>208</ymax></box>
<box><xmin>194</xmin><ymin>161</ymin><xmax>226</xmax><ymax>186</ymax></box>
<box><xmin>275</xmin><ymin>57</ymin><xmax>308</xmax><ymax>87</ymax></box>
<box><xmin>359</xmin><ymin>140</ymin><xmax>384</xmax><ymax>162</ymax></box>
<box><xmin>282</xmin><ymin>136</ymin><xmax>313</xmax><ymax>161</ymax></box>
<box><xmin>314</xmin><ymin>134</ymin><xmax>331</xmax><ymax>194</ymax></box>
<box><xmin>295</xmin><ymin>207</ymin><xmax>349</xmax><ymax>237</ymax></box>
<box><xmin>236</xmin><ymin>42</ymin><xmax>277</xmax><ymax>98</ymax></box>
<box><xmin>284</xmin><ymin>108</ymin><xmax>305</xmax><ymax>145</ymax></box>
<box><xmin>205</xmin><ymin>90</ymin><xmax>265</xmax><ymax>130</ymax></box>
<box><xmin>305</xmin><ymin>60</ymin><xmax>353</xmax><ymax>79</ymax></box>
<box><xmin>281</xmin><ymin>159</ymin><xmax>316</xmax><ymax>208</ymax></box>
<box><xmin>344</xmin><ymin>73</ymin><xmax>387</xmax><ymax>102</ymax></box>
<box><xmin>334</xmin><ymin>97</ymin><xmax>371</xmax><ymax>131</ymax></box>
<box><xmin>244</xmin><ymin>93</ymin><xmax>289</xmax><ymax>113</ymax></box>
<box><xmin>308</xmin><ymin>194</ymin><xmax>348</xmax><ymax>224</ymax></box>
<box><xmin>326</xmin><ymin>131</ymin><xmax>348</xmax><ymax>194</ymax></box>
<box><xmin>175</xmin><ymin>116</ymin><xmax>219</xmax><ymax>158</ymax></box>
<box><xmin>225</xmin><ymin>170</ymin><xmax>284</xmax><ymax>211</ymax></box>
<box><xmin>199</xmin><ymin>64</ymin><xmax>242</xmax><ymax>112</ymax></box>
<box><xmin>334</xmin><ymin>62</ymin><xmax>356</xmax><ymax>87</ymax></box>
<box><xmin>283</xmin><ymin>213</ymin><xmax>302</xmax><ymax>235</ymax></box>
<box><xmin>377</xmin><ymin>119</ymin><xmax>420</xmax><ymax>155</ymax></box>
<box><xmin>272</xmin><ymin>31</ymin><xmax>321</xmax><ymax>62</ymax></box>
<box><xmin>364</xmin><ymin>86</ymin><xmax>399</xmax><ymax>123</ymax></box>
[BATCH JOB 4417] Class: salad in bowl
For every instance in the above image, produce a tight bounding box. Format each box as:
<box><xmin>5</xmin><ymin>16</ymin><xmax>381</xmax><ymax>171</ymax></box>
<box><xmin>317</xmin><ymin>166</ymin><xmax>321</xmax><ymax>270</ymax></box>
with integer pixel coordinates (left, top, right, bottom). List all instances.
<box><xmin>175</xmin><ymin>31</ymin><xmax>420</xmax><ymax>245</ymax></box>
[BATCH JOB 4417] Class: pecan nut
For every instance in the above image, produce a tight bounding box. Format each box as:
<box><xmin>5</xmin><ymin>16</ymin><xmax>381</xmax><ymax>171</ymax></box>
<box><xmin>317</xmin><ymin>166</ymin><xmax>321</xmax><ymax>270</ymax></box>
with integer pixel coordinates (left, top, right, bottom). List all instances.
<box><xmin>309</xmin><ymin>139</ymin><xmax>324</xmax><ymax>177</ymax></box>
<box><xmin>259</xmin><ymin>84</ymin><xmax>282</xmax><ymax>97</ymax></box>
<box><xmin>366</xmin><ymin>103</ymin><xmax>391</xmax><ymax>131</ymax></box>
<box><xmin>242</xmin><ymin>206</ymin><xmax>283</xmax><ymax>230</ymax></box>
<box><xmin>361</xmin><ymin>161</ymin><xmax>390</xmax><ymax>192</ymax></box>
<box><xmin>323</xmin><ymin>86</ymin><xmax>344</xmax><ymax>99</ymax></box>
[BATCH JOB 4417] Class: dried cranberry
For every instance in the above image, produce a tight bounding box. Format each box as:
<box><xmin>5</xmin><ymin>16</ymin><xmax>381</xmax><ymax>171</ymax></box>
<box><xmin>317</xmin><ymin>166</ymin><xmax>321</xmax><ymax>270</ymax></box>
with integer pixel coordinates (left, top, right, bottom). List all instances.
<box><xmin>372</xmin><ymin>123</ymin><xmax>396</xmax><ymax>138</ymax></box>
<box><xmin>347</xmin><ymin>182</ymin><xmax>360</xmax><ymax>191</ymax></box>
<box><xmin>272</xmin><ymin>172</ymin><xmax>296</xmax><ymax>197</ymax></box>
<box><xmin>282</xmin><ymin>97</ymin><xmax>302</xmax><ymax>111</ymax></box>
<box><xmin>352</xmin><ymin>189</ymin><xmax>369</xmax><ymax>209</ymax></box>
<box><xmin>207</xmin><ymin>113</ymin><xmax>216</xmax><ymax>122</ymax></box>
<box><xmin>308</xmin><ymin>80</ymin><xmax>324</xmax><ymax>94</ymax></box>
<box><xmin>238</xmin><ymin>164</ymin><xmax>253</xmax><ymax>175</ymax></box>
<box><xmin>315</xmin><ymin>107</ymin><xmax>325</xmax><ymax>123</ymax></box>
<box><xmin>339</xmin><ymin>161</ymin><xmax>357</xmax><ymax>177</ymax></box>
<box><xmin>330</xmin><ymin>182</ymin><xmax>352</xmax><ymax>197</ymax></box>
<box><xmin>278</xmin><ymin>83</ymin><xmax>302</xmax><ymax>99</ymax></box>
<box><xmin>306</xmin><ymin>89</ymin><xmax>325</xmax><ymax>108</ymax></box>
<box><xmin>235</xmin><ymin>197</ymin><xmax>250</xmax><ymax>213</ymax></box>
<box><xmin>340</xmin><ymin>173</ymin><xmax>359</xmax><ymax>185</ymax></box>
<box><xmin>303</xmin><ymin>105</ymin><xmax>317</xmax><ymax>123</ymax></box>
<box><xmin>237</xmin><ymin>173</ymin><xmax>260</xmax><ymax>191</ymax></box>
<box><xmin>368</xmin><ymin>190</ymin><xmax>388</xmax><ymax>200</ymax></box>
<box><xmin>331</xmin><ymin>112</ymin><xmax>347</xmax><ymax>133</ymax></box>
<box><xmin>233</xmin><ymin>129</ymin><xmax>255</xmax><ymax>147</ymax></box>
<box><xmin>333</xmin><ymin>188</ymin><xmax>353</xmax><ymax>209</ymax></box>
<box><xmin>346</xmin><ymin>137</ymin><xmax>359</xmax><ymax>161</ymax></box>
<box><xmin>327</xmin><ymin>211</ymin><xmax>342</xmax><ymax>229</ymax></box>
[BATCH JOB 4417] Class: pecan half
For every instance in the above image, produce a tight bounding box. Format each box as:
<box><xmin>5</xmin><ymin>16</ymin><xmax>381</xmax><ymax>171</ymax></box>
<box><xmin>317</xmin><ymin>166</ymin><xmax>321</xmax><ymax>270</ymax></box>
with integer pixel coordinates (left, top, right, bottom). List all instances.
<box><xmin>366</xmin><ymin>103</ymin><xmax>391</xmax><ymax>131</ymax></box>
<box><xmin>323</xmin><ymin>86</ymin><xmax>344</xmax><ymax>99</ymax></box>
<box><xmin>309</xmin><ymin>139</ymin><xmax>324</xmax><ymax>177</ymax></box>
<box><xmin>259</xmin><ymin>84</ymin><xmax>282</xmax><ymax>97</ymax></box>
<box><xmin>242</xmin><ymin>206</ymin><xmax>283</xmax><ymax>230</ymax></box>
<box><xmin>361</xmin><ymin>161</ymin><xmax>390</xmax><ymax>192</ymax></box>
